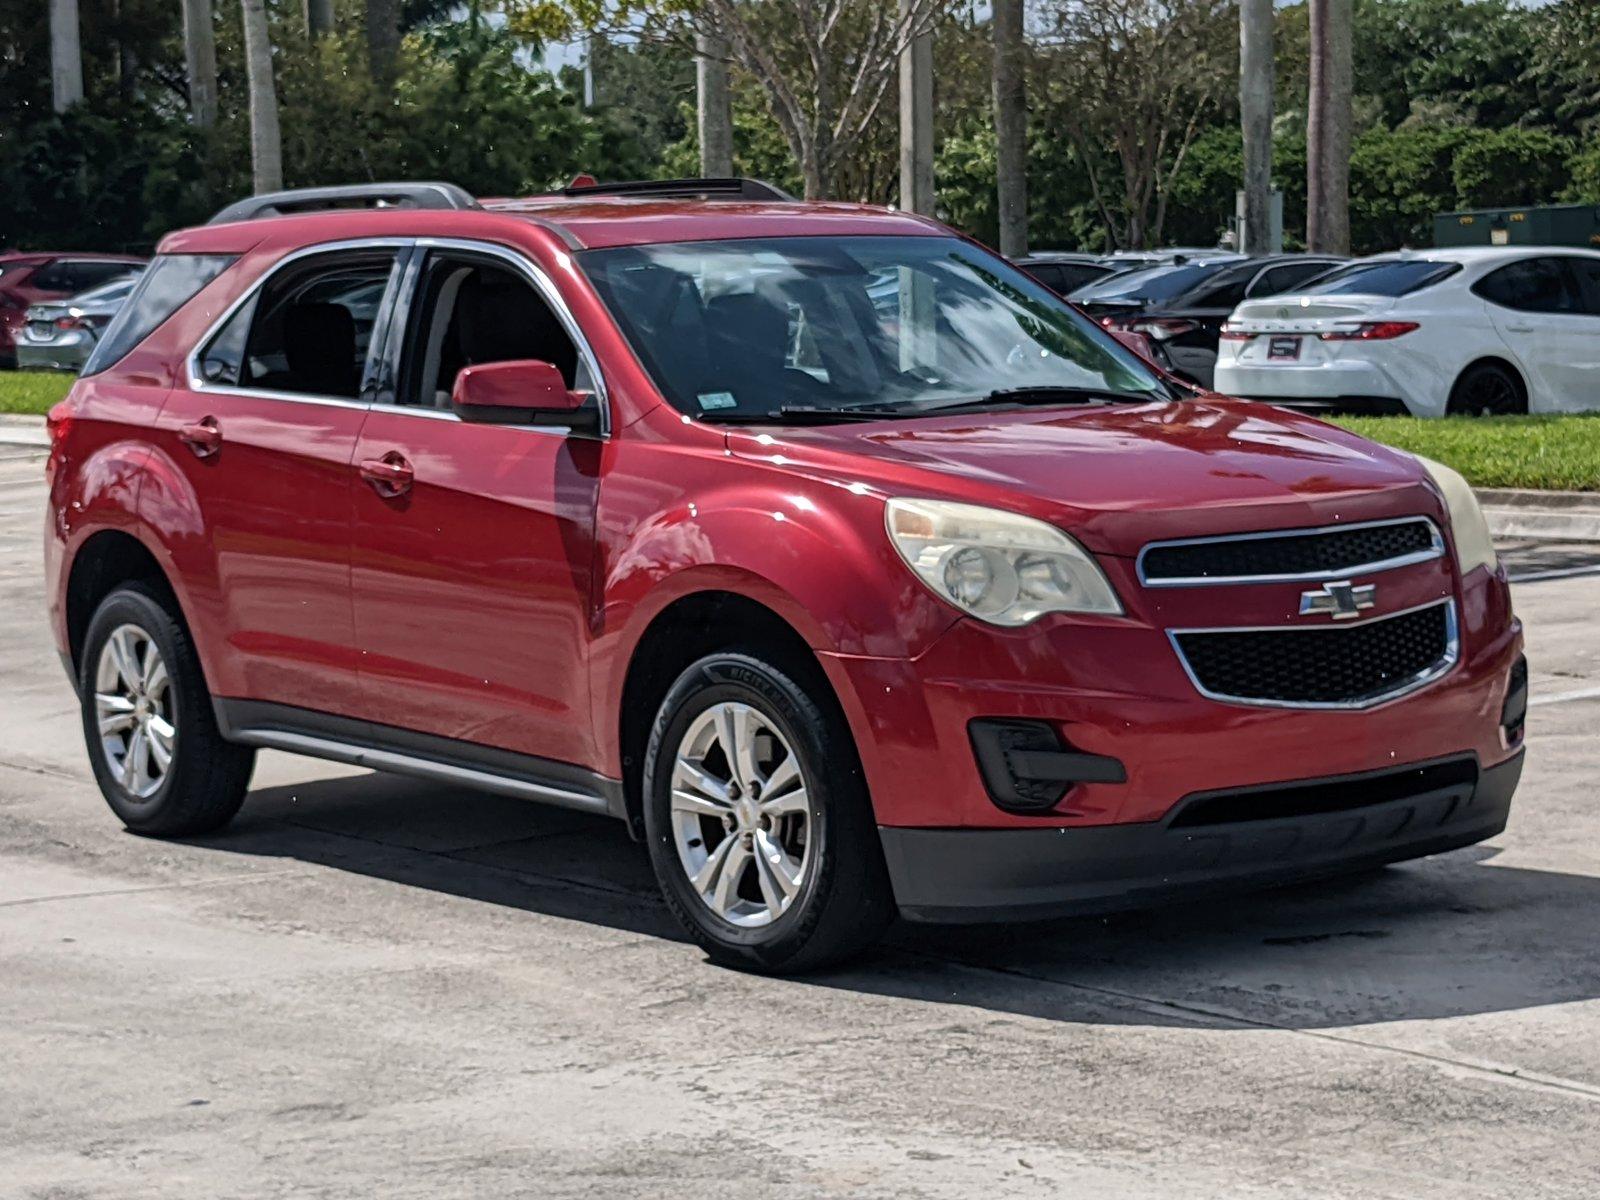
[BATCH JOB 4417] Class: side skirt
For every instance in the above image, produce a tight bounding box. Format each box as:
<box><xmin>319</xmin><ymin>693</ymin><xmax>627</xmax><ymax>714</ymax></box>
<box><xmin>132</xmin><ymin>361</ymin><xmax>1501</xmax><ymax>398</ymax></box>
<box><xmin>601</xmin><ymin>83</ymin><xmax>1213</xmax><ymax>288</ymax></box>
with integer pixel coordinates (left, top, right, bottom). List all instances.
<box><xmin>213</xmin><ymin>699</ymin><xmax>627</xmax><ymax>822</ymax></box>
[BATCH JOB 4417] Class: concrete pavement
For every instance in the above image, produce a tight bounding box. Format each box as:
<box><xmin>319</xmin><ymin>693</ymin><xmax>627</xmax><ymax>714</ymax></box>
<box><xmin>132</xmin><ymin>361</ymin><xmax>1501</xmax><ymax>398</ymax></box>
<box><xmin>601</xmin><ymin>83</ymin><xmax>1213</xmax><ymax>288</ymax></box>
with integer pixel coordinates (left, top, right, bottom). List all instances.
<box><xmin>2</xmin><ymin>444</ymin><xmax>1599</xmax><ymax>1198</ymax></box>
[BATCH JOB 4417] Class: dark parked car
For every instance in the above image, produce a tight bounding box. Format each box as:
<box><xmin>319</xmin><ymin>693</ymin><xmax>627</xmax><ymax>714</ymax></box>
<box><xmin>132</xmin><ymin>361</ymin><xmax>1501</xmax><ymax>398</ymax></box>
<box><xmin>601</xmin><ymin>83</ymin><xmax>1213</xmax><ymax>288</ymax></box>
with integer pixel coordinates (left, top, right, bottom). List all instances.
<box><xmin>1084</xmin><ymin>254</ymin><xmax>1346</xmax><ymax>387</ymax></box>
<box><xmin>0</xmin><ymin>252</ymin><xmax>146</xmax><ymax>368</ymax></box>
<box><xmin>1012</xmin><ymin>252</ymin><xmax>1119</xmax><ymax>296</ymax></box>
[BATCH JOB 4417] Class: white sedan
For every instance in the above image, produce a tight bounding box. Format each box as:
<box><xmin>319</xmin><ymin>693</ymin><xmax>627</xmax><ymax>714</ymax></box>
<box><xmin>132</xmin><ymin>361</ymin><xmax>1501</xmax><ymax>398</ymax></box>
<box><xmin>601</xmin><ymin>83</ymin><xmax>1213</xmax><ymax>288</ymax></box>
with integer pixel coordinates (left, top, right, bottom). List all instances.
<box><xmin>1212</xmin><ymin>246</ymin><xmax>1600</xmax><ymax>416</ymax></box>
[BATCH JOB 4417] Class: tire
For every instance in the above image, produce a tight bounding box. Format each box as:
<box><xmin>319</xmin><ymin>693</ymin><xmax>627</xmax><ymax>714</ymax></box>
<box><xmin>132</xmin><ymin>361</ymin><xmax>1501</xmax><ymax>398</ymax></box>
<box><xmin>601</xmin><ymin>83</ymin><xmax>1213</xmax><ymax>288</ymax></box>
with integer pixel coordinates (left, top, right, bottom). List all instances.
<box><xmin>1448</xmin><ymin>362</ymin><xmax>1526</xmax><ymax>416</ymax></box>
<box><xmin>642</xmin><ymin>652</ymin><xmax>895</xmax><ymax>973</ymax></box>
<box><xmin>78</xmin><ymin>582</ymin><xmax>255</xmax><ymax>836</ymax></box>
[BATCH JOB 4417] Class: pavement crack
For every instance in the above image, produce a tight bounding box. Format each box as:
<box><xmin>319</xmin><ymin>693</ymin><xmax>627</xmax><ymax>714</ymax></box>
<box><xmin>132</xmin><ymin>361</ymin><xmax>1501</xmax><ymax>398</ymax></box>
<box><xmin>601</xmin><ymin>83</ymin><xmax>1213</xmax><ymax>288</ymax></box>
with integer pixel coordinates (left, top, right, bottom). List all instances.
<box><xmin>899</xmin><ymin>950</ymin><xmax>1600</xmax><ymax>1105</ymax></box>
<box><xmin>0</xmin><ymin>868</ymin><xmax>310</xmax><ymax>910</ymax></box>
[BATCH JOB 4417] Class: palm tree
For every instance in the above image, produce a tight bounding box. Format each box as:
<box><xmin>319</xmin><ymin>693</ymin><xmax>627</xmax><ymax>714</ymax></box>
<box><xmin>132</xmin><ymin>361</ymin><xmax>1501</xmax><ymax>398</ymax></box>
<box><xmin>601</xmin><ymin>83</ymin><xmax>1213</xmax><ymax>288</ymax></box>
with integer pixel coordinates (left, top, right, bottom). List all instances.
<box><xmin>1239</xmin><ymin>0</ymin><xmax>1273</xmax><ymax>253</ymax></box>
<box><xmin>241</xmin><ymin>0</ymin><xmax>283</xmax><ymax>192</ymax></box>
<box><xmin>181</xmin><ymin>0</ymin><xmax>218</xmax><ymax>127</ymax></box>
<box><xmin>367</xmin><ymin>0</ymin><xmax>400</xmax><ymax>85</ymax></box>
<box><xmin>1307</xmin><ymin>0</ymin><xmax>1352</xmax><ymax>253</ymax></box>
<box><xmin>49</xmin><ymin>0</ymin><xmax>84</xmax><ymax>112</ymax></box>
<box><xmin>992</xmin><ymin>0</ymin><xmax>1028</xmax><ymax>256</ymax></box>
<box><xmin>306</xmin><ymin>0</ymin><xmax>334</xmax><ymax>37</ymax></box>
<box><xmin>697</xmin><ymin>31</ymin><xmax>734</xmax><ymax>176</ymax></box>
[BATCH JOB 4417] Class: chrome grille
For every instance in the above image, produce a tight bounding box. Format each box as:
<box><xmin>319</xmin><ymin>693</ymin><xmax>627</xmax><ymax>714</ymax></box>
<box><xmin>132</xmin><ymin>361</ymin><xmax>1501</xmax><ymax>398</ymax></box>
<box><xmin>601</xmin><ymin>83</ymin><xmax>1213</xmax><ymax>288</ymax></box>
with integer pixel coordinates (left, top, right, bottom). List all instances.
<box><xmin>1171</xmin><ymin>601</ymin><xmax>1457</xmax><ymax>709</ymax></box>
<box><xmin>1140</xmin><ymin>517</ymin><xmax>1442</xmax><ymax>585</ymax></box>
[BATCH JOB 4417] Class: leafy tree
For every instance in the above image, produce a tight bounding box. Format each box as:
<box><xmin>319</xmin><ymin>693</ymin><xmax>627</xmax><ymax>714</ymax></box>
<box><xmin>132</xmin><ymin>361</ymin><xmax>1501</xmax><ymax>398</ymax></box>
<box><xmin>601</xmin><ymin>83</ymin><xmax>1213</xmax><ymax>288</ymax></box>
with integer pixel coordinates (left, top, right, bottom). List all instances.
<box><xmin>1035</xmin><ymin>0</ymin><xmax>1237</xmax><ymax>249</ymax></box>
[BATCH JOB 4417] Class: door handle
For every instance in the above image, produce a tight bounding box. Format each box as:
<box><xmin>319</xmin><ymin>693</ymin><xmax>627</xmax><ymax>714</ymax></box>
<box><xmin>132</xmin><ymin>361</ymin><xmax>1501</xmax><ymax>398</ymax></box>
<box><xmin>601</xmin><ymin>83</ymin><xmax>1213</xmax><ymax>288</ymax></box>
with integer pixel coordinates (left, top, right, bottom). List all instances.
<box><xmin>1505</xmin><ymin>324</ymin><xmax>1535</xmax><ymax>333</ymax></box>
<box><xmin>178</xmin><ymin>416</ymin><xmax>222</xmax><ymax>458</ymax></box>
<box><xmin>359</xmin><ymin>452</ymin><xmax>414</xmax><ymax>497</ymax></box>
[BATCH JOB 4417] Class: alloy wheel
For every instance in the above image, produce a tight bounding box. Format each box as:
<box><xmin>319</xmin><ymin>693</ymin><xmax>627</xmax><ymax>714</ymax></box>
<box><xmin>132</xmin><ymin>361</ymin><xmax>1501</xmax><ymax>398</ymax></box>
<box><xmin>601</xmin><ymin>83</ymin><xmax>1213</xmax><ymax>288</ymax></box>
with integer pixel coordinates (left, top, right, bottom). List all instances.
<box><xmin>94</xmin><ymin>624</ymin><xmax>175</xmax><ymax>799</ymax></box>
<box><xmin>669</xmin><ymin>701</ymin><xmax>813</xmax><ymax>928</ymax></box>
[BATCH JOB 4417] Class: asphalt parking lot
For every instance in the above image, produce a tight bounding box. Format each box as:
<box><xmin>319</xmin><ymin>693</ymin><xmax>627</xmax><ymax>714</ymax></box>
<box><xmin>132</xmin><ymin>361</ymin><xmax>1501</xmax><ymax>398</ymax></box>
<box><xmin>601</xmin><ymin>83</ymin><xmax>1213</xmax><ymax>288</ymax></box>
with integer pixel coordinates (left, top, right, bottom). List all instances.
<box><xmin>3</xmin><ymin>442</ymin><xmax>1599</xmax><ymax>1199</ymax></box>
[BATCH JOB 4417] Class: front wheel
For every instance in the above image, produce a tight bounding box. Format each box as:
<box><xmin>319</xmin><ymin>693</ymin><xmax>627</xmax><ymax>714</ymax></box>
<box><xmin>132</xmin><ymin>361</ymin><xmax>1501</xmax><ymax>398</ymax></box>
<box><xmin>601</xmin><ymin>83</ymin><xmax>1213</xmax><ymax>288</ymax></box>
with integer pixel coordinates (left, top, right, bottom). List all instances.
<box><xmin>642</xmin><ymin>652</ymin><xmax>895</xmax><ymax>973</ymax></box>
<box><xmin>79</xmin><ymin>582</ymin><xmax>255</xmax><ymax>836</ymax></box>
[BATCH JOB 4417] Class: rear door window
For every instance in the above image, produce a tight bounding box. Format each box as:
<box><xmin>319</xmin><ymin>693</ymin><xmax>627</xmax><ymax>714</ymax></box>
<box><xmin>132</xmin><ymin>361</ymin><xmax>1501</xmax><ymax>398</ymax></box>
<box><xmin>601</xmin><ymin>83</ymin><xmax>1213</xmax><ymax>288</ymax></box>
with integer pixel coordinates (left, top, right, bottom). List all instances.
<box><xmin>197</xmin><ymin>250</ymin><xmax>398</xmax><ymax>398</ymax></box>
<box><xmin>1559</xmin><ymin>257</ymin><xmax>1600</xmax><ymax>316</ymax></box>
<box><xmin>1472</xmin><ymin>258</ymin><xmax>1583</xmax><ymax>314</ymax></box>
<box><xmin>81</xmin><ymin>254</ymin><xmax>236</xmax><ymax>376</ymax></box>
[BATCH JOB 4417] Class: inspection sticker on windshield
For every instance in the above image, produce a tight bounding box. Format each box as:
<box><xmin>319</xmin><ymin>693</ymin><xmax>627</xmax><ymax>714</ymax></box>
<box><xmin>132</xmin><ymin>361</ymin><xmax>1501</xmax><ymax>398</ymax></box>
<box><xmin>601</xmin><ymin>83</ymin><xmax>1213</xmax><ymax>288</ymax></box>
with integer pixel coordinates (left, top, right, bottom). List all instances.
<box><xmin>698</xmin><ymin>392</ymin><xmax>738</xmax><ymax>411</ymax></box>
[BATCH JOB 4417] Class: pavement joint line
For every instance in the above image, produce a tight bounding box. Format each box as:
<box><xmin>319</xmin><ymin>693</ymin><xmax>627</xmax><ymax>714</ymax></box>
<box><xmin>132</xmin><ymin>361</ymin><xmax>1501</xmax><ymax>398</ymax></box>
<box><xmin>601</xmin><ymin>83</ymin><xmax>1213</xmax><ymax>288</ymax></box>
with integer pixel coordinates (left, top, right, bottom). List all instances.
<box><xmin>0</xmin><ymin>755</ymin><xmax>87</xmax><ymax>784</ymax></box>
<box><xmin>0</xmin><ymin>867</ymin><xmax>311</xmax><ymax>910</ymax></box>
<box><xmin>906</xmin><ymin>952</ymin><xmax>1600</xmax><ymax>1106</ymax></box>
<box><xmin>1530</xmin><ymin>685</ymin><xmax>1600</xmax><ymax>708</ymax></box>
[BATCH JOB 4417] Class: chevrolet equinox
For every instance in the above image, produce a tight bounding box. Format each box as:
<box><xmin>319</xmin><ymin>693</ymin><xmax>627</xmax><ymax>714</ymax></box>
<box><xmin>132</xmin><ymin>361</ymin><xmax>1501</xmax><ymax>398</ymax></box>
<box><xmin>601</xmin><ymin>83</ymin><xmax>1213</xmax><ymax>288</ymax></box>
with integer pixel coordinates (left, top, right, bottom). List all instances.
<box><xmin>44</xmin><ymin>179</ymin><xmax>1527</xmax><ymax>972</ymax></box>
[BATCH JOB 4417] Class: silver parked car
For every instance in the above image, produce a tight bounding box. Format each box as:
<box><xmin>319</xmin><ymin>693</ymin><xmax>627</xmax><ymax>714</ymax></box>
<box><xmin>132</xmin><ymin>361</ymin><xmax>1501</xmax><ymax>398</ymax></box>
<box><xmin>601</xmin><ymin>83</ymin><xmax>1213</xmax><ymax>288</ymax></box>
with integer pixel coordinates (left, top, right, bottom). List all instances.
<box><xmin>16</xmin><ymin>272</ymin><xmax>143</xmax><ymax>372</ymax></box>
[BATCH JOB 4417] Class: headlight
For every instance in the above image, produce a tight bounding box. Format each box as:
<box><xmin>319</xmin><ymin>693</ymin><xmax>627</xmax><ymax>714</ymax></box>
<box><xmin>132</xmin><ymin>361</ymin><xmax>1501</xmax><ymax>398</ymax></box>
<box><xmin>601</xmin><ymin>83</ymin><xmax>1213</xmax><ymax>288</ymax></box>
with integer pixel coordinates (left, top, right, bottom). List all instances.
<box><xmin>1415</xmin><ymin>454</ymin><xmax>1497</xmax><ymax>576</ymax></box>
<box><xmin>885</xmin><ymin>498</ymin><xmax>1122</xmax><ymax>626</ymax></box>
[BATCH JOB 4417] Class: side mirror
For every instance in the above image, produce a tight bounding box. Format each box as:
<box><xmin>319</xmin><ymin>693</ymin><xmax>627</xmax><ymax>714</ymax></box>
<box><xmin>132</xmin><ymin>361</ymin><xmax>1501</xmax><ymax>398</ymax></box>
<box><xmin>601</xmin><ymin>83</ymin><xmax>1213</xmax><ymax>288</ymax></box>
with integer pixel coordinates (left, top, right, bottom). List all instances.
<box><xmin>451</xmin><ymin>359</ymin><xmax>601</xmax><ymax>436</ymax></box>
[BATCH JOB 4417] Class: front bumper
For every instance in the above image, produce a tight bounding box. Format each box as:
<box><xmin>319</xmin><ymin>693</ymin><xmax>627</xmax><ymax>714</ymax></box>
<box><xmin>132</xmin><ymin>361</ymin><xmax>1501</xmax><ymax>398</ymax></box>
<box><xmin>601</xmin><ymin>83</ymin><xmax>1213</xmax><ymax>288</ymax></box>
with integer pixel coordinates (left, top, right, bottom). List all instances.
<box><xmin>882</xmin><ymin>750</ymin><xmax>1522</xmax><ymax>922</ymax></box>
<box><xmin>1213</xmin><ymin>358</ymin><xmax>1427</xmax><ymax>415</ymax></box>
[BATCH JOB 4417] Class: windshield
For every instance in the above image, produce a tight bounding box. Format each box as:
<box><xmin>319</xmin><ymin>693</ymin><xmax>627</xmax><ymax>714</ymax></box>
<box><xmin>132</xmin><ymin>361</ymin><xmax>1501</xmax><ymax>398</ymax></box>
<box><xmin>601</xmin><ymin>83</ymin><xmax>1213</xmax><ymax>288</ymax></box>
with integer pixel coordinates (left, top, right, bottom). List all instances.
<box><xmin>580</xmin><ymin>236</ymin><xmax>1164</xmax><ymax>419</ymax></box>
<box><xmin>1069</xmin><ymin>261</ymin><xmax>1235</xmax><ymax>303</ymax></box>
<box><xmin>1302</xmin><ymin>260</ymin><xmax>1459</xmax><ymax>297</ymax></box>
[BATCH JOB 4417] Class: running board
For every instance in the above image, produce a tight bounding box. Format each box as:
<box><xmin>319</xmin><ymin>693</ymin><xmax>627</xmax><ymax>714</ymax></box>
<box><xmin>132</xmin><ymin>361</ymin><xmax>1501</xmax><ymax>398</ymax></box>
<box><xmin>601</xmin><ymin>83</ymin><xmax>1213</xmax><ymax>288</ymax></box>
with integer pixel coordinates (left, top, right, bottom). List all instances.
<box><xmin>214</xmin><ymin>699</ymin><xmax>626</xmax><ymax>821</ymax></box>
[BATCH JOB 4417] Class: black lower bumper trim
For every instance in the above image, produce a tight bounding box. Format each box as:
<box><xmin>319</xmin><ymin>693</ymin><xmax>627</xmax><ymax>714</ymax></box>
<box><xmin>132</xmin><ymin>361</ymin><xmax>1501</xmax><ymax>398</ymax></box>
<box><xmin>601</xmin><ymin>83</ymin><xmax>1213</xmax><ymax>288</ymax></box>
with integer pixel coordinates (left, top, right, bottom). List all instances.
<box><xmin>882</xmin><ymin>752</ymin><xmax>1522</xmax><ymax>923</ymax></box>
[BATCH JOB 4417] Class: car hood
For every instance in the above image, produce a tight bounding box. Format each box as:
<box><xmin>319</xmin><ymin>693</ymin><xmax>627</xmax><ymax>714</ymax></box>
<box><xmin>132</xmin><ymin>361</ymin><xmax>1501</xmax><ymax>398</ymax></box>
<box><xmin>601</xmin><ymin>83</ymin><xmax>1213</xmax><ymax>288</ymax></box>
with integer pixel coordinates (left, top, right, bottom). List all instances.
<box><xmin>725</xmin><ymin>400</ymin><xmax>1441</xmax><ymax>557</ymax></box>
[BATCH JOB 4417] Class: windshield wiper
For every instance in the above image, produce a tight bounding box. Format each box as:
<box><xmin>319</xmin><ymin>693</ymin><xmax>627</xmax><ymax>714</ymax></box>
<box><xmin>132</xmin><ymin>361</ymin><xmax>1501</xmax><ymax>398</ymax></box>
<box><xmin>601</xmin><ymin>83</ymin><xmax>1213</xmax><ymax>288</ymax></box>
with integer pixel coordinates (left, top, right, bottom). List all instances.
<box><xmin>903</xmin><ymin>386</ymin><xmax>1167</xmax><ymax>414</ymax></box>
<box><xmin>695</xmin><ymin>404</ymin><xmax>914</xmax><ymax>425</ymax></box>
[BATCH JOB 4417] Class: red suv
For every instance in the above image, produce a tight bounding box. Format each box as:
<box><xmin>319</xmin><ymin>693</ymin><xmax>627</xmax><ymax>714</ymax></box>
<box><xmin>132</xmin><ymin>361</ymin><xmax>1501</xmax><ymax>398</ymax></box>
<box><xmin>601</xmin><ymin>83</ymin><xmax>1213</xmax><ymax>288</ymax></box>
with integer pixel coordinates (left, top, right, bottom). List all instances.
<box><xmin>1</xmin><ymin>251</ymin><xmax>146</xmax><ymax>367</ymax></box>
<box><xmin>44</xmin><ymin>180</ymin><xmax>1526</xmax><ymax>972</ymax></box>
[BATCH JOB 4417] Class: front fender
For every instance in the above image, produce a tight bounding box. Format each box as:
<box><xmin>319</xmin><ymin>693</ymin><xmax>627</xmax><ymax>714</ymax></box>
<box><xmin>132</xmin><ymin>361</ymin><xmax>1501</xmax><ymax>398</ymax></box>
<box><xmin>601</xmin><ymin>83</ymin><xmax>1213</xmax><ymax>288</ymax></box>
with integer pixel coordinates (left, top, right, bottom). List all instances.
<box><xmin>588</xmin><ymin>463</ymin><xmax>959</xmax><ymax>773</ymax></box>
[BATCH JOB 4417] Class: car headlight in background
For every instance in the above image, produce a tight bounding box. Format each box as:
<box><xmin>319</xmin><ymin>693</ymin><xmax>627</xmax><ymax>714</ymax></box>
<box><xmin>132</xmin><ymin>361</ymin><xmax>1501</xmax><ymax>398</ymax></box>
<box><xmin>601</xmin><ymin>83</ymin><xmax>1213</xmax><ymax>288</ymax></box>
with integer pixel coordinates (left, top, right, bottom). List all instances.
<box><xmin>885</xmin><ymin>498</ymin><xmax>1122</xmax><ymax>626</ymax></box>
<box><xmin>1415</xmin><ymin>453</ymin><xmax>1498</xmax><ymax>576</ymax></box>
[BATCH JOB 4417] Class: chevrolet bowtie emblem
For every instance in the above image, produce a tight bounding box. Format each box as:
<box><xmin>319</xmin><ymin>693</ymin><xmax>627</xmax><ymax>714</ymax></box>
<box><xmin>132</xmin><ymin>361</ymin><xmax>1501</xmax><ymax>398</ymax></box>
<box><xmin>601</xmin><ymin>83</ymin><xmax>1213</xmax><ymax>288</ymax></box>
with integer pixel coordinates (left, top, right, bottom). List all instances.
<box><xmin>1299</xmin><ymin>580</ymin><xmax>1377</xmax><ymax>620</ymax></box>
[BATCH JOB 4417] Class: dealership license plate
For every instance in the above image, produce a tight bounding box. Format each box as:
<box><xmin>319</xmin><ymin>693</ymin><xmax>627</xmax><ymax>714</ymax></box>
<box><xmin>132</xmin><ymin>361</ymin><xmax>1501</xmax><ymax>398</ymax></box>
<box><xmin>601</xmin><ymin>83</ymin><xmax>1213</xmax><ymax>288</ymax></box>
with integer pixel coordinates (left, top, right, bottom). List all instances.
<box><xmin>1267</xmin><ymin>335</ymin><xmax>1302</xmax><ymax>361</ymax></box>
<box><xmin>26</xmin><ymin>322</ymin><xmax>54</xmax><ymax>341</ymax></box>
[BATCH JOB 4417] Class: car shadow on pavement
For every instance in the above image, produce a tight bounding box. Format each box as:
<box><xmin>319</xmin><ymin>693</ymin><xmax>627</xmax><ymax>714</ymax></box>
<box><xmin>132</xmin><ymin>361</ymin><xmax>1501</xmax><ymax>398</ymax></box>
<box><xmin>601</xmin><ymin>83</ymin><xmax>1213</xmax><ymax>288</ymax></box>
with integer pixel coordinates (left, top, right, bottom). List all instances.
<box><xmin>216</xmin><ymin>769</ymin><xmax>1600</xmax><ymax>1031</ymax></box>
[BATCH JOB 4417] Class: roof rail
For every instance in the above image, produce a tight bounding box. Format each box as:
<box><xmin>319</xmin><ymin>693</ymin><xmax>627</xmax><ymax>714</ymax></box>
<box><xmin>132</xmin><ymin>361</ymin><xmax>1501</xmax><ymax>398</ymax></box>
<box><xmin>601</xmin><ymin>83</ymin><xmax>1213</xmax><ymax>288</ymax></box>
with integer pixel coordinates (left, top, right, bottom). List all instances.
<box><xmin>207</xmin><ymin>182</ymin><xmax>479</xmax><ymax>225</ymax></box>
<box><xmin>558</xmin><ymin>176</ymin><xmax>797</xmax><ymax>203</ymax></box>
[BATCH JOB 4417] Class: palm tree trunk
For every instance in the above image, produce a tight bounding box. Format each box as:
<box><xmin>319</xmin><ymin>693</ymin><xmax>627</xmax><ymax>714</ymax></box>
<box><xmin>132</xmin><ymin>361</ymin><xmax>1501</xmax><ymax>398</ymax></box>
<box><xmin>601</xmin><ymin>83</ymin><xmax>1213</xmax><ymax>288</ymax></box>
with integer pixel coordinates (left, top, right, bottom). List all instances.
<box><xmin>241</xmin><ymin>0</ymin><xmax>282</xmax><ymax>193</ymax></box>
<box><xmin>181</xmin><ymin>0</ymin><xmax>218</xmax><ymax>127</ymax></box>
<box><xmin>1307</xmin><ymin>0</ymin><xmax>1352</xmax><ymax>253</ymax></box>
<box><xmin>1239</xmin><ymin>0</ymin><xmax>1274</xmax><ymax>254</ymax></box>
<box><xmin>898</xmin><ymin>0</ymin><xmax>934</xmax><ymax>215</ymax></box>
<box><xmin>366</xmin><ymin>0</ymin><xmax>400</xmax><ymax>86</ymax></box>
<box><xmin>305</xmin><ymin>0</ymin><xmax>334</xmax><ymax>38</ymax></box>
<box><xmin>696</xmin><ymin>30</ymin><xmax>734</xmax><ymax>177</ymax></box>
<box><xmin>992</xmin><ymin>0</ymin><xmax>1028</xmax><ymax>256</ymax></box>
<box><xmin>49</xmin><ymin>0</ymin><xmax>84</xmax><ymax>112</ymax></box>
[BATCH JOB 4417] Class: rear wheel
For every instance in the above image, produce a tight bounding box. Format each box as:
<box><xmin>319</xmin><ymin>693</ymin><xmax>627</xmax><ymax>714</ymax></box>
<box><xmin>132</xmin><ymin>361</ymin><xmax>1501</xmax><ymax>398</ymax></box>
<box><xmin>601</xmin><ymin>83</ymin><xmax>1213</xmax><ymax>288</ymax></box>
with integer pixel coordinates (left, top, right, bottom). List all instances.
<box><xmin>79</xmin><ymin>583</ymin><xmax>254</xmax><ymax>836</ymax></box>
<box><xmin>1448</xmin><ymin>362</ymin><xmax>1525</xmax><ymax>415</ymax></box>
<box><xmin>642</xmin><ymin>652</ymin><xmax>895</xmax><ymax>973</ymax></box>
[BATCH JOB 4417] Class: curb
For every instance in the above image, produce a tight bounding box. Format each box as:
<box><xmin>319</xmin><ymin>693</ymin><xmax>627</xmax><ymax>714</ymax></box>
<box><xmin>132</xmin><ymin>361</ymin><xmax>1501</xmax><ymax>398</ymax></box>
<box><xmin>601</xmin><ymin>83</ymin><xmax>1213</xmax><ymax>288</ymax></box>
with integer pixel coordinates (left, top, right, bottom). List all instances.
<box><xmin>0</xmin><ymin>414</ymin><xmax>47</xmax><ymax>447</ymax></box>
<box><xmin>1477</xmin><ymin>488</ymin><xmax>1600</xmax><ymax>544</ymax></box>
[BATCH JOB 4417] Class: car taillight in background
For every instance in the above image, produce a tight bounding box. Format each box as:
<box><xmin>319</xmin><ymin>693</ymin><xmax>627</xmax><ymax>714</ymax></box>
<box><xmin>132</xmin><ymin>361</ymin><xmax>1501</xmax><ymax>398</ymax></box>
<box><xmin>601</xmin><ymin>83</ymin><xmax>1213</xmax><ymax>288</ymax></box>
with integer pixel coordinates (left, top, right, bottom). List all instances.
<box><xmin>1099</xmin><ymin>315</ymin><xmax>1199</xmax><ymax>341</ymax></box>
<box><xmin>1218</xmin><ymin>324</ymin><xmax>1251</xmax><ymax>341</ymax></box>
<box><xmin>51</xmin><ymin>311</ymin><xmax>111</xmax><ymax>334</ymax></box>
<box><xmin>1318</xmin><ymin>322</ymin><xmax>1420</xmax><ymax>341</ymax></box>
